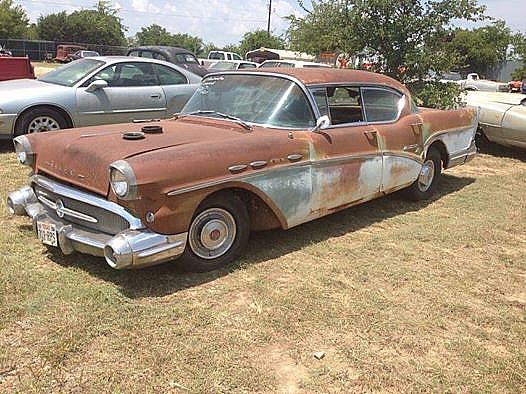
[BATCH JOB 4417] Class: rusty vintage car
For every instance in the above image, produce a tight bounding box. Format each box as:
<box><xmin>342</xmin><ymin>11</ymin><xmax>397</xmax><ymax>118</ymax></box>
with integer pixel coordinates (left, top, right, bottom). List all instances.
<box><xmin>8</xmin><ymin>69</ymin><xmax>478</xmax><ymax>271</ymax></box>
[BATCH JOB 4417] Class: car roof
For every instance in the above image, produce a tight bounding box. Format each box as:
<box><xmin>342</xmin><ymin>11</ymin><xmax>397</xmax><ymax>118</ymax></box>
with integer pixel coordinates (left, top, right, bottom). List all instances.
<box><xmin>127</xmin><ymin>46</ymin><xmax>195</xmax><ymax>56</ymax></box>
<box><xmin>237</xmin><ymin>68</ymin><xmax>410</xmax><ymax>95</ymax></box>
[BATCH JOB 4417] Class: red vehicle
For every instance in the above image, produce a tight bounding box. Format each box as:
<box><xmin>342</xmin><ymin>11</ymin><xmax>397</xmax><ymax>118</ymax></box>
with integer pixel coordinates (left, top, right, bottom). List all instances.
<box><xmin>55</xmin><ymin>45</ymin><xmax>86</xmax><ymax>63</ymax></box>
<box><xmin>509</xmin><ymin>80</ymin><xmax>523</xmax><ymax>93</ymax></box>
<box><xmin>0</xmin><ymin>56</ymin><xmax>35</xmax><ymax>81</ymax></box>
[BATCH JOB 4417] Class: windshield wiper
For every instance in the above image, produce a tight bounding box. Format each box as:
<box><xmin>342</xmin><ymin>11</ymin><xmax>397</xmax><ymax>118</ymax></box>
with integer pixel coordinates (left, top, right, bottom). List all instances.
<box><xmin>174</xmin><ymin>110</ymin><xmax>252</xmax><ymax>131</ymax></box>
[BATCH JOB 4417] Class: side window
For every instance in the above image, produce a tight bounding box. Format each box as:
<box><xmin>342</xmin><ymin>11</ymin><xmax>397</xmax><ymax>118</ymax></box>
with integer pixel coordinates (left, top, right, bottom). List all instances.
<box><xmin>233</xmin><ymin>53</ymin><xmax>242</xmax><ymax>60</ymax></box>
<box><xmin>227</xmin><ymin>53</ymin><xmax>232</xmax><ymax>60</ymax></box>
<box><xmin>140</xmin><ymin>51</ymin><xmax>154</xmax><ymax>59</ymax></box>
<box><xmin>87</xmin><ymin>62</ymin><xmax>157</xmax><ymax>87</ymax></box>
<box><xmin>154</xmin><ymin>64</ymin><xmax>187</xmax><ymax>85</ymax></box>
<box><xmin>362</xmin><ymin>88</ymin><xmax>403</xmax><ymax>122</ymax></box>
<box><xmin>326</xmin><ymin>86</ymin><xmax>364</xmax><ymax>124</ymax></box>
<box><xmin>152</xmin><ymin>52</ymin><xmax>167</xmax><ymax>61</ymax></box>
<box><xmin>309</xmin><ymin>88</ymin><xmax>329</xmax><ymax>118</ymax></box>
<box><xmin>128</xmin><ymin>50</ymin><xmax>139</xmax><ymax>57</ymax></box>
<box><xmin>278</xmin><ymin>62</ymin><xmax>294</xmax><ymax>68</ymax></box>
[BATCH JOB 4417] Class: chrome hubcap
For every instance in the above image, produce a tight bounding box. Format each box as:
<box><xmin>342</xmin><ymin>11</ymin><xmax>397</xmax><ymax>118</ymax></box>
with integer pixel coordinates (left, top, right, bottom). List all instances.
<box><xmin>418</xmin><ymin>159</ymin><xmax>435</xmax><ymax>192</ymax></box>
<box><xmin>189</xmin><ymin>208</ymin><xmax>236</xmax><ymax>260</ymax></box>
<box><xmin>28</xmin><ymin>116</ymin><xmax>60</xmax><ymax>133</ymax></box>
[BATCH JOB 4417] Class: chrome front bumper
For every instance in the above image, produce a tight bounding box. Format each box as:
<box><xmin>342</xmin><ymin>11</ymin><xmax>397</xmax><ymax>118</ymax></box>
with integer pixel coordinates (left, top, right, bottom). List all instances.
<box><xmin>7</xmin><ymin>178</ymin><xmax>187</xmax><ymax>269</ymax></box>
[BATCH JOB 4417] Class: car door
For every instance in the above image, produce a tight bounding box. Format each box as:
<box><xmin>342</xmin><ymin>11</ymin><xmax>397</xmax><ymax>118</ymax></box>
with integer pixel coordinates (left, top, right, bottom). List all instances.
<box><xmin>361</xmin><ymin>87</ymin><xmax>423</xmax><ymax>193</ymax></box>
<box><xmin>308</xmin><ymin>86</ymin><xmax>383</xmax><ymax>212</ymax></box>
<box><xmin>75</xmin><ymin>61</ymin><xmax>167</xmax><ymax>126</ymax></box>
<box><xmin>153</xmin><ymin>63</ymin><xmax>198</xmax><ymax>115</ymax></box>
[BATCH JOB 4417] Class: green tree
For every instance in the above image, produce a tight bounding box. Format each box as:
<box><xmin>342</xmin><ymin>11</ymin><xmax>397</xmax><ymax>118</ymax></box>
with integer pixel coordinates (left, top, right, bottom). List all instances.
<box><xmin>238</xmin><ymin>30</ymin><xmax>285</xmax><ymax>57</ymax></box>
<box><xmin>36</xmin><ymin>11</ymin><xmax>68</xmax><ymax>42</ymax></box>
<box><xmin>512</xmin><ymin>33</ymin><xmax>526</xmax><ymax>80</ymax></box>
<box><xmin>135</xmin><ymin>24</ymin><xmax>204</xmax><ymax>55</ymax></box>
<box><xmin>288</xmin><ymin>0</ymin><xmax>485</xmax><ymax>81</ymax></box>
<box><xmin>136</xmin><ymin>24</ymin><xmax>175</xmax><ymax>46</ymax></box>
<box><xmin>36</xmin><ymin>1</ymin><xmax>126</xmax><ymax>46</ymax></box>
<box><xmin>0</xmin><ymin>0</ymin><xmax>29</xmax><ymax>39</ymax></box>
<box><xmin>448</xmin><ymin>21</ymin><xmax>512</xmax><ymax>75</ymax></box>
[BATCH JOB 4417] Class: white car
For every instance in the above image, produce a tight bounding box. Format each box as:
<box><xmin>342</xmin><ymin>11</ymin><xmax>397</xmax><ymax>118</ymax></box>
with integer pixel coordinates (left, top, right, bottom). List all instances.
<box><xmin>465</xmin><ymin>91</ymin><xmax>526</xmax><ymax>149</ymax></box>
<box><xmin>258</xmin><ymin>60</ymin><xmax>332</xmax><ymax>69</ymax></box>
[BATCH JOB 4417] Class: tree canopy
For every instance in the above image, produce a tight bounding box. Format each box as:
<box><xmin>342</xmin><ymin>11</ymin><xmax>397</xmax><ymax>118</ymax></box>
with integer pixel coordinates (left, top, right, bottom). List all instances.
<box><xmin>447</xmin><ymin>21</ymin><xmax>513</xmax><ymax>76</ymax></box>
<box><xmin>36</xmin><ymin>1</ymin><xmax>126</xmax><ymax>46</ymax></box>
<box><xmin>134</xmin><ymin>24</ymin><xmax>204</xmax><ymax>55</ymax></box>
<box><xmin>288</xmin><ymin>0</ymin><xmax>486</xmax><ymax>82</ymax></box>
<box><xmin>0</xmin><ymin>0</ymin><xmax>29</xmax><ymax>39</ymax></box>
<box><xmin>238</xmin><ymin>30</ymin><xmax>285</xmax><ymax>57</ymax></box>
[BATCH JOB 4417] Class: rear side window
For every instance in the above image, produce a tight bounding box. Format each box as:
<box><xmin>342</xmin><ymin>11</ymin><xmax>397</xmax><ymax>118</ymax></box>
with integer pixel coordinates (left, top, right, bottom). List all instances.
<box><xmin>362</xmin><ymin>88</ymin><xmax>403</xmax><ymax>122</ymax></box>
<box><xmin>154</xmin><ymin>64</ymin><xmax>187</xmax><ymax>85</ymax></box>
<box><xmin>128</xmin><ymin>50</ymin><xmax>139</xmax><ymax>57</ymax></box>
<box><xmin>326</xmin><ymin>86</ymin><xmax>364</xmax><ymax>124</ymax></box>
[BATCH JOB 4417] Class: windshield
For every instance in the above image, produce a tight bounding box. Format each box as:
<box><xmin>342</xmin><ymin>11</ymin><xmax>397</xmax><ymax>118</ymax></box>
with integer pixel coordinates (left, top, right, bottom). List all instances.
<box><xmin>210</xmin><ymin>61</ymin><xmax>237</xmax><ymax>70</ymax></box>
<box><xmin>182</xmin><ymin>74</ymin><xmax>315</xmax><ymax>129</ymax></box>
<box><xmin>39</xmin><ymin>58</ymin><xmax>104</xmax><ymax>87</ymax></box>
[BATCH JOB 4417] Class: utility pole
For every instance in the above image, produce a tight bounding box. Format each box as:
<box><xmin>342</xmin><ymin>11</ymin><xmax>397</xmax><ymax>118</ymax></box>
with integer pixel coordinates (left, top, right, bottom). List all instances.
<box><xmin>267</xmin><ymin>0</ymin><xmax>272</xmax><ymax>36</ymax></box>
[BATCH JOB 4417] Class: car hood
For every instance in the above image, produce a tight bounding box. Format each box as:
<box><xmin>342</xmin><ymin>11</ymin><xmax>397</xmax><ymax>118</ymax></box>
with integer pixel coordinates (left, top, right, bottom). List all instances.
<box><xmin>0</xmin><ymin>79</ymin><xmax>71</xmax><ymax>103</ymax></box>
<box><xmin>27</xmin><ymin>118</ymin><xmax>259</xmax><ymax>195</ymax></box>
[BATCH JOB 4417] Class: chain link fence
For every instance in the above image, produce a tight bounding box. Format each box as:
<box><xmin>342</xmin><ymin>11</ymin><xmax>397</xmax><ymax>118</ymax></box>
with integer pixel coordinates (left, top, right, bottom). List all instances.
<box><xmin>0</xmin><ymin>39</ymin><xmax>127</xmax><ymax>61</ymax></box>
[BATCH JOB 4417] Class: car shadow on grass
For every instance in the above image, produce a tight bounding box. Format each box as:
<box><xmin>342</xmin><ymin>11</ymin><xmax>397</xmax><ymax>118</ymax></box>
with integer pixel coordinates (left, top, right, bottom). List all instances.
<box><xmin>477</xmin><ymin>142</ymin><xmax>526</xmax><ymax>162</ymax></box>
<box><xmin>0</xmin><ymin>140</ymin><xmax>14</xmax><ymax>153</ymax></box>
<box><xmin>43</xmin><ymin>173</ymin><xmax>475</xmax><ymax>299</ymax></box>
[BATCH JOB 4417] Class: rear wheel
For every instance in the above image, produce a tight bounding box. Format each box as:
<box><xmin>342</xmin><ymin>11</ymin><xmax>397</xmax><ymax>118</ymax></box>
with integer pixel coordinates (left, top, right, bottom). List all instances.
<box><xmin>182</xmin><ymin>192</ymin><xmax>249</xmax><ymax>272</ymax></box>
<box><xmin>405</xmin><ymin>147</ymin><xmax>442</xmax><ymax>201</ymax></box>
<box><xmin>15</xmin><ymin>107</ymin><xmax>69</xmax><ymax>136</ymax></box>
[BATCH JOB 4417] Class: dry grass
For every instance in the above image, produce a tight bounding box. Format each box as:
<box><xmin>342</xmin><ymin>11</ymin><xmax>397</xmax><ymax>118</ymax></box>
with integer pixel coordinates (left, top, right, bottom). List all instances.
<box><xmin>0</xmin><ymin>140</ymin><xmax>524</xmax><ymax>393</ymax></box>
<box><xmin>32</xmin><ymin>62</ymin><xmax>59</xmax><ymax>78</ymax></box>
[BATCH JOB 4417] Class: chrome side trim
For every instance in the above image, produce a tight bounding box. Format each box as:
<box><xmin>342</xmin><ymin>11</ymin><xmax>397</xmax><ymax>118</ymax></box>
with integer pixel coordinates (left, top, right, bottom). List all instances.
<box><xmin>31</xmin><ymin>175</ymin><xmax>144</xmax><ymax>230</ymax></box>
<box><xmin>167</xmin><ymin>152</ymin><xmax>381</xmax><ymax>196</ymax></box>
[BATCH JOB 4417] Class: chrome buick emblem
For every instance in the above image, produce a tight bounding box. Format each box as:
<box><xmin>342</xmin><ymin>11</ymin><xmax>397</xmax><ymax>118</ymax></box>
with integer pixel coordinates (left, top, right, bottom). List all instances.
<box><xmin>55</xmin><ymin>199</ymin><xmax>65</xmax><ymax>218</ymax></box>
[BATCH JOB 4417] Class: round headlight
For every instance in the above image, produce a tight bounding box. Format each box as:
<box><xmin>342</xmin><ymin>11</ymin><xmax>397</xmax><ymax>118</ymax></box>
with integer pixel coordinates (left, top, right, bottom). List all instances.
<box><xmin>13</xmin><ymin>136</ymin><xmax>34</xmax><ymax>166</ymax></box>
<box><xmin>109</xmin><ymin>160</ymin><xmax>138</xmax><ymax>200</ymax></box>
<box><xmin>110</xmin><ymin>169</ymin><xmax>129</xmax><ymax>197</ymax></box>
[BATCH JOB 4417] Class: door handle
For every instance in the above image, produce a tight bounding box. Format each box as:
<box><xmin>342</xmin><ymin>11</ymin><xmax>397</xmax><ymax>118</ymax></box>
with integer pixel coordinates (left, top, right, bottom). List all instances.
<box><xmin>411</xmin><ymin>122</ymin><xmax>423</xmax><ymax>135</ymax></box>
<box><xmin>363</xmin><ymin>130</ymin><xmax>378</xmax><ymax>144</ymax></box>
<box><xmin>150</xmin><ymin>93</ymin><xmax>162</xmax><ymax>99</ymax></box>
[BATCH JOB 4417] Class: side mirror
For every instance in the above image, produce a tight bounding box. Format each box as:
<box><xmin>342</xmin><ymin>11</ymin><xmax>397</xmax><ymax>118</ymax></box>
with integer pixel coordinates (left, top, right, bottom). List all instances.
<box><xmin>312</xmin><ymin>115</ymin><xmax>330</xmax><ymax>132</ymax></box>
<box><xmin>86</xmin><ymin>79</ymin><xmax>108</xmax><ymax>92</ymax></box>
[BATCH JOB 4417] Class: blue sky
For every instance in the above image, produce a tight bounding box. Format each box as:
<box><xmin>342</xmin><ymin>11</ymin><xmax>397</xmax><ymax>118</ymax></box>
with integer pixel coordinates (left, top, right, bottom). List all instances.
<box><xmin>17</xmin><ymin>0</ymin><xmax>526</xmax><ymax>47</ymax></box>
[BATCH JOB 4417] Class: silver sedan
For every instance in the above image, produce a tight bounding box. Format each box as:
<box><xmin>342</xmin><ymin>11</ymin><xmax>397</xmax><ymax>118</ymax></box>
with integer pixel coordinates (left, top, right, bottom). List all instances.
<box><xmin>0</xmin><ymin>56</ymin><xmax>201</xmax><ymax>138</ymax></box>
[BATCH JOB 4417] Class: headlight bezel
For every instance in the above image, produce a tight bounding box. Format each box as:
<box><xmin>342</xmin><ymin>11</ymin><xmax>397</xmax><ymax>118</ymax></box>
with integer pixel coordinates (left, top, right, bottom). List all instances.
<box><xmin>109</xmin><ymin>160</ymin><xmax>138</xmax><ymax>200</ymax></box>
<box><xmin>13</xmin><ymin>135</ymin><xmax>35</xmax><ymax>166</ymax></box>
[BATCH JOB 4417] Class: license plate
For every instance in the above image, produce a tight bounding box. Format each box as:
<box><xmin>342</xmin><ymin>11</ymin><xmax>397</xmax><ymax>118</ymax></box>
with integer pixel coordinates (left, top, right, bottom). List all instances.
<box><xmin>37</xmin><ymin>221</ymin><xmax>58</xmax><ymax>247</ymax></box>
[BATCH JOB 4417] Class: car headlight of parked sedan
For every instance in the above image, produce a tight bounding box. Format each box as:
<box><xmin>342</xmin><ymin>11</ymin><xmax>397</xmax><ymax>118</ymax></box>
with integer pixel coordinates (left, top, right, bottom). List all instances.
<box><xmin>13</xmin><ymin>136</ymin><xmax>35</xmax><ymax>166</ymax></box>
<box><xmin>109</xmin><ymin>160</ymin><xmax>138</xmax><ymax>200</ymax></box>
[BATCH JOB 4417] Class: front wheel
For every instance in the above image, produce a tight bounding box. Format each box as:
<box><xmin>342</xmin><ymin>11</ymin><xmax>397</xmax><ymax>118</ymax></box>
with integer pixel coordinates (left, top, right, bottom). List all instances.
<box><xmin>181</xmin><ymin>192</ymin><xmax>250</xmax><ymax>272</ymax></box>
<box><xmin>405</xmin><ymin>147</ymin><xmax>442</xmax><ymax>201</ymax></box>
<box><xmin>15</xmin><ymin>107</ymin><xmax>68</xmax><ymax>136</ymax></box>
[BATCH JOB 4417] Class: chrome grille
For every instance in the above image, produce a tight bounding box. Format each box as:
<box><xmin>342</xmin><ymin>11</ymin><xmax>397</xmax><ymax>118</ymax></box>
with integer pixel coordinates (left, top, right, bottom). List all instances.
<box><xmin>33</xmin><ymin>183</ymin><xmax>130</xmax><ymax>235</ymax></box>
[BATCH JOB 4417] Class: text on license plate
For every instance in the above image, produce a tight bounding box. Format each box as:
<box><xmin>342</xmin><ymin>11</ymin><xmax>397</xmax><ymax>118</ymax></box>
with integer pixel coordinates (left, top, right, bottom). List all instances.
<box><xmin>37</xmin><ymin>222</ymin><xmax>58</xmax><ymax>247</ymax></box>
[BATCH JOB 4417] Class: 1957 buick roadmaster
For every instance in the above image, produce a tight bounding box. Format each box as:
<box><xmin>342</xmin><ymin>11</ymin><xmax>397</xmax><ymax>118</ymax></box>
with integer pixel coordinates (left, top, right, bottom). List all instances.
<box><xmin>8</xmin><ymin>69</ymin><xmax>478</xmax><ymax>271</ymax></box>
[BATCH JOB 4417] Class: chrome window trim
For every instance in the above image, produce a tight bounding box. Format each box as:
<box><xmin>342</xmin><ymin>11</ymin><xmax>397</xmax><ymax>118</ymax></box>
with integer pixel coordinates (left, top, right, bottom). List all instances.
<box><xmin>31</xmin><ymin>175</ymin><xmax>144</xmax><ymax>230</ymax></box>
